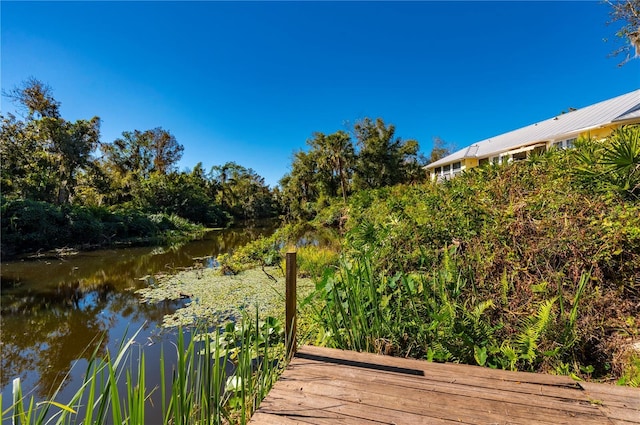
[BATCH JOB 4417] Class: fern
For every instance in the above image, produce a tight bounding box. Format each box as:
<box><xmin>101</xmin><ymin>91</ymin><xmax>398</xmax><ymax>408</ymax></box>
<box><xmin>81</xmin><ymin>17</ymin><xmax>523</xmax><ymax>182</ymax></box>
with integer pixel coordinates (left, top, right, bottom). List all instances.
<box><xmin>471</xmin><ymin>299</ymin><xmax>495</xmax><ymax>321</ymax></box>
<box><xmin>499</xmin><ymin>342</ymin><xmax>519</xmax><ymax>371</ymax></box>
<box><xmin>515</xmin><ymin>298</ymin><xmax>557</xmax><ymax>366</ymax></box>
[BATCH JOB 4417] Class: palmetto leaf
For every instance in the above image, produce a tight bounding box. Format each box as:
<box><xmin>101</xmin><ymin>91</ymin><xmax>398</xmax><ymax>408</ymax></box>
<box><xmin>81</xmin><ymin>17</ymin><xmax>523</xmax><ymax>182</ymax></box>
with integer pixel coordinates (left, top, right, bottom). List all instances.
<box><xmin>601</xmin><ymin>125</ymin><xmax>640</xmax><ymax>192</ymax></box>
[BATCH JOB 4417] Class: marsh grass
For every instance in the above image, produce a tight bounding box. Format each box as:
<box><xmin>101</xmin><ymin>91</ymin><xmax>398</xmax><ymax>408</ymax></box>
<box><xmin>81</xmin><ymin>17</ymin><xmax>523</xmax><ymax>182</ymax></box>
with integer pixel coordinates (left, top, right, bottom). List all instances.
<box><xmin>293</xmin><ymin>245</ymin><xmax>340</xmax><ymax>279</ymax></box>
<box><xmin>2</xmin><ymin>314</ymin><xmax>283</xmax><ymax>425</ymax></box>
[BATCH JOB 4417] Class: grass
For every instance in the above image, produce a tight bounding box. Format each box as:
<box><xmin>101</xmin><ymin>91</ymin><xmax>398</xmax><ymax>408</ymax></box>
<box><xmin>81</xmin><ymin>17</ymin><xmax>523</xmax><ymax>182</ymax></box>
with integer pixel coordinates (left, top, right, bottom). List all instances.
<box><xmin>2</xmin><ymin>314</ymin><xmax>284</xmax><ymax>425</ymax></box>
<box><xmin>293</xmin><ymin>245</ymin><xmax>340</xmax><ymax>279</ymax></box>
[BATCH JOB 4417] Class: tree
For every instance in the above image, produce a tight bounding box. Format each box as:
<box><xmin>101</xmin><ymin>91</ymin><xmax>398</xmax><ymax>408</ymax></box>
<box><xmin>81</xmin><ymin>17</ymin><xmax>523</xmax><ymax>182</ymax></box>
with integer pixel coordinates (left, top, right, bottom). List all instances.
<box><xmin>1</xmin><ymin>79</ymin><xmax>100</xmax><ymax>205</ymax></box>
<box><xmin>605</xmin><ymin>0</ymin><xmax>640</xmax><ymax>66</ymax></box>
<box><xmin>308</xmin><ymin>131</ymin><xmax>355</xmax><ymax>202</ymax></box>
<box><xmin>102</xmin><ymin>127</ymin><xmax>182</xmax><ymax>178</ymax></box>
<box><xmin>48</xmin><ymin>116</ymin><xmax>101</xmax><ymax>204</ymax></box>
<box><xmin>139</xmin><ymin>168</ymin><xmax>228</xmax><ymax>226</ymax></box>
<box><xmin>100</xmin><ymin>130</ymin><xmax>152</xmax><ymax>204</ymax></box>
<box><xmin>278</xmin><ymin>150</ymin><xmax>320</xmax><ymax>220</ymax></box>
<box><xmin>427</xmin><ymin>137</ymin><xmax>452</xmax><ymax>164</ymax></box>
<box><xmin>352</xmin><ymin>117</ymin><xmax>420</xmax><ymax>190</ymax></box>
<box><xmin>211</xmin><ymin>162</ymin><xmax>275</xmax><ymax>219</ymax></box>
<box><xmin>290</xmin><ymin>150</ymin><xmax>319</xmax><ymax>199</ymax></box>
<box><xmin>4</xmin><ymin>77</ymin><xmax>60</xmax><ymax>119</ymax></box>
<box><xmin>100</xmin><ymin>127</ymin><xmax>183</xmax><ymax>204</ymax></box>
<box><xmin>149</xmin><ymin>127</ymin><xmax>184</xmax><ymax>174</ymax></box>
<box><xmin>211</xmin><ymin>161</ymin><xmax>245</xmax><ymax>209</ymax></box>
<box><xmin>0</xmin><ymin>113</ymin><xmax>57</xmax><ymax>201</ymax></box>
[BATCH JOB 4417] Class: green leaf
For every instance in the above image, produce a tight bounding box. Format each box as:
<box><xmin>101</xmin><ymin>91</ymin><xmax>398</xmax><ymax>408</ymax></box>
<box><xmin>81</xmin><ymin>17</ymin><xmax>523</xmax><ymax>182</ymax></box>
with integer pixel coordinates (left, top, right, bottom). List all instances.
<box><xmin>474</xmin><ymin>346</ymin><xmax>488</xmax><ymax>366</ymax></box>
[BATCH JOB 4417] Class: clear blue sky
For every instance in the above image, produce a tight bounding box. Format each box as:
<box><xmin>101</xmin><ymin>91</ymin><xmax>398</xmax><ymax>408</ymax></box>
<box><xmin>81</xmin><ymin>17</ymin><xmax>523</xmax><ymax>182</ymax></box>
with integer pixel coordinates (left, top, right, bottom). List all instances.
<box><xmin>2</xmin><ymin>1</ymin><xmax>639</xmax><ymax>187</ymax></box>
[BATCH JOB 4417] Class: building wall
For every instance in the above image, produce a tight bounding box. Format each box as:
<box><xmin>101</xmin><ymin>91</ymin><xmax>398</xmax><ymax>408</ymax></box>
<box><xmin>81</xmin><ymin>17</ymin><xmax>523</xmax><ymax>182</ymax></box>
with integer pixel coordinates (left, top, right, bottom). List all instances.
<box><xmin>464</xmin><ymin>158</ymin><xmax>479</xmax><ymax>168</ymax></box>
<box><xmin>580</xmin><ymin>123</ymin><xmax>621</xmax><ymax>141</ymax></box>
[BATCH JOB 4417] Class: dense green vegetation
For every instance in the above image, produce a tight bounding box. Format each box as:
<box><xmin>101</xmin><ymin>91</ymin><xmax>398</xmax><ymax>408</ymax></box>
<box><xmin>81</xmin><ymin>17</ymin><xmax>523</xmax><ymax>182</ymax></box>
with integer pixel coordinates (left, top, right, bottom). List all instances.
<box><xmin>0</xmin><ymin>200</ymin><xmax>208</xmax><ymax>257</ymax></box>
<box><xmin>222</xmin><ymin>126</ymin><xmax>640</xmax><ymax>385</ymax></box>
<box><xmin>0</xmin><ymin>79</ymin><xmax>277</xmax><ymax>257</ymax></box>
<box><xmin>299</xmin><ymin>126</ymin><xmax>639</xmax><ymax>384</ymax></box>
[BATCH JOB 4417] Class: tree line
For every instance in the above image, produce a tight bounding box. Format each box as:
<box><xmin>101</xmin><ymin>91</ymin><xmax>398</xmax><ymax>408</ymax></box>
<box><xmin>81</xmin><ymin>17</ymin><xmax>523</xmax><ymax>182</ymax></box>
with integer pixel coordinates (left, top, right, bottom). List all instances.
<box><xmin>0</xmin><ymin>79</ymin><xmax>276</xmax><ymax>227</ymax></box>
<box><xmin>277</xmin><ymin>119</ymin><xmax>451</xmax><ymax>220</ymax></box>
<box><xmin>1</xmin><ymin>78</ymin><xmax>448</xmax><ymax>254</ymax></box>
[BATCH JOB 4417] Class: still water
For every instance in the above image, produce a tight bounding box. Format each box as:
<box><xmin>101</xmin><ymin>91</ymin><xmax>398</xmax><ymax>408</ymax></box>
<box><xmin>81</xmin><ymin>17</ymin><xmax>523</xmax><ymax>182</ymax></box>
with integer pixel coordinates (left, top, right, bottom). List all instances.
<box><xmin>0</xmin><ymin>221</ymin><xmax>278</xmax><ymax>418</ymax></box>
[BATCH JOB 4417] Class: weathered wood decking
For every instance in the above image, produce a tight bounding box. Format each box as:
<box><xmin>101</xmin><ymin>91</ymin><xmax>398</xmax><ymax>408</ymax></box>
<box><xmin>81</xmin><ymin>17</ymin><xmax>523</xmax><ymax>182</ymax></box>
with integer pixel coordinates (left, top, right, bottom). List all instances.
<box><xmin>251</xmin><ymin>345</ymin><xmax>640</xmax><ymax>425</ymax></box>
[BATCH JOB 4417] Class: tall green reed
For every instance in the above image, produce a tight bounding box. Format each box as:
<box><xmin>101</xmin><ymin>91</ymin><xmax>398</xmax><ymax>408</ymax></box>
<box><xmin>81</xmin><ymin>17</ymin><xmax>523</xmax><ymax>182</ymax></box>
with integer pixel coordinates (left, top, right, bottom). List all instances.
<box><xmin>2</xmin><ymin>314</ymin><xmax>284</xmax><ymax>425</ymax></box>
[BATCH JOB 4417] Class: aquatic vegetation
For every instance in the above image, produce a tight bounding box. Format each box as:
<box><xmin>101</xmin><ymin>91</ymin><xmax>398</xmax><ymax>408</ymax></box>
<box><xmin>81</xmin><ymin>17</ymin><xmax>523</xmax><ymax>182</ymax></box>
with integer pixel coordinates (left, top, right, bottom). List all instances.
<box><xmin>2</xmin><ymin>316</ymin><xmax>284</xmax><ymax>425</ymax></box>
<box><xmin>136</xmin><ymin>266</ymin><xmax>314</xmax><ymax>328</ymax></box>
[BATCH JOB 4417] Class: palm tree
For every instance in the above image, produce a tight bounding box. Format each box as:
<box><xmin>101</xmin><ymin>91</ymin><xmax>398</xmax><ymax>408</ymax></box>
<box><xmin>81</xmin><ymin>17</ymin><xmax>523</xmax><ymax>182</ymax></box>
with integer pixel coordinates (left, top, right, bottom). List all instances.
<box><xmin>325</xmin><ymin>131</ymin><xmax>354</xmax><ymax>202</ymax></box>
<box><xmin>308</xmin><ymin>131</ymin><xmax>355</xmax><ymax>202</ymax></box>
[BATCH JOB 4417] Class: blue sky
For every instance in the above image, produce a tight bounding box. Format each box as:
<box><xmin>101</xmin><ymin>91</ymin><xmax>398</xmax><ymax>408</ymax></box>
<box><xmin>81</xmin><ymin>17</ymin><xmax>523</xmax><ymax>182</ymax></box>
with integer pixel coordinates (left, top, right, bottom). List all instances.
<box><xmin>2</xmin><ymin>1</ymin><xmax>639</xmax><ymax>187</ymax></box>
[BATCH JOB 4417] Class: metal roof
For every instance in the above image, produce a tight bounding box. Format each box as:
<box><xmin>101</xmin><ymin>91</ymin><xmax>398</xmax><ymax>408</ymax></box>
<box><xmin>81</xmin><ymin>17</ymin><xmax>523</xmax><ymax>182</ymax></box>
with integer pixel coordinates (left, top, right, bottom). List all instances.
<box><xmin>425</xmin><ymin>89</ymin><xmax>640</xmax><ymax>170</ymax></box>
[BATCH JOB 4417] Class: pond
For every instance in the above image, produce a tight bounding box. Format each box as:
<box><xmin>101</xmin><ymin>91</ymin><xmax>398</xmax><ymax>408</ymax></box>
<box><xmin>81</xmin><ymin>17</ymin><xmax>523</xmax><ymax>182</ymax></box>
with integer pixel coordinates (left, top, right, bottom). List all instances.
<box><xmin>0</xmin><ymin>220</ymin><xmax>279</xmax><ymax>420</ymax></box>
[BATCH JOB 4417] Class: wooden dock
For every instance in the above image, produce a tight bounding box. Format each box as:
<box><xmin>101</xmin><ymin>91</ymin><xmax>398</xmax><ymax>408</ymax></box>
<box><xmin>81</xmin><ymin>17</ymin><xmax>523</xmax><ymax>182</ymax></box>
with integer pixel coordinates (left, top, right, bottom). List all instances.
<box><xmin>251</xmin><ymin>345</ymin><xmax>640</xmax><ymax>425</ymax></box>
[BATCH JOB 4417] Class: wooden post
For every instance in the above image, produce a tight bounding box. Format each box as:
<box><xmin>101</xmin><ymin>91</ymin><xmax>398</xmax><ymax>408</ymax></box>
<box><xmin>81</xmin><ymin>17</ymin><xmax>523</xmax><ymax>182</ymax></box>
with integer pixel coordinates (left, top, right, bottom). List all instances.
<box><xmin>285</xmin><ymin>251</ymin><xmax>297</xmax><ymax>357</ymax></box>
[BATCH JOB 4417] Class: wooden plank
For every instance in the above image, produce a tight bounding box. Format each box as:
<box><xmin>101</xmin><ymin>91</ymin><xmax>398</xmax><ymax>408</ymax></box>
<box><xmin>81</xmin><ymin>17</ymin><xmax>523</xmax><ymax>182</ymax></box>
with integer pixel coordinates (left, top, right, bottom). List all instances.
<box><xmin>591</xmin><ymin>403</ymin><xmax>640</xmax><ymax>423</ymax></box>
<box><xmin>294</xmin><ymin>346</ymin><xmax>638</xmax><ymax>412</ymax></box>
<box><xmin>287</xmin><ymin>357</ymin><xmax>594</xmax><ymax>403</ymax></box>
<box><xmin>252</xmin><ymin>345</ymin><xmax>640</xmax><ymax>425</ymax></box>
<box><xmin>581</xmin><ymin>382</ymin><xmax>640</xmax><ymax>409</ymax></box>
<box><xmin>260</xmin><ymin>382</ymin><xmax>603</xmax><ymax>425</ymax></box>
<box><xmin>297</xmin><ymin>345</ymin><xmax>582</xmax><ymax>387</ymax></box>
<box><xmin>257</xmin><ymin>385</ymin><xmax>480</xmax><ymax>424</ymax></box>
<box><xmin>275</xmin><ymin>370</ymin><xmax>608</xmax><ymax>425</ymax></box>
<box><xmin>280</xmin><ymin>365</ymin><xmax>604</xmax><ymax>421</ymax></box>
<box><xmin>290</xmin><ymin>350</ymin><xmax>590</xmax><ymax>404</ymax></box>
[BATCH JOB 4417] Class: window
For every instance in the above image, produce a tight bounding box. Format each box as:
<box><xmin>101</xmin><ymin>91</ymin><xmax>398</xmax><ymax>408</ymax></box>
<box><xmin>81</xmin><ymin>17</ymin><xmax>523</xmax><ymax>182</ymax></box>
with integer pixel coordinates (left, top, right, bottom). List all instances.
<box><xmin>433</xmin><ymin>162</ymin><xmax>464</xmax><ymax>181</ymax></box>
<box><xmin>553</xmin><ymin>138</ymin><xmax>577</xmax><ymax>150</ymax></box>
<box><xmin>533</xmin><ymin>146</ymin><xmax>546</xmax><ymax>156</ymax></box>
<box><xmin>512</xmin><ymin>151</ymin><xmax>527</xmax><ymax>161</ymax></box>
<box><xmin>479</xmin><ymin>158</ymin><xmax>489</xmax><ymax>166</ymax></box>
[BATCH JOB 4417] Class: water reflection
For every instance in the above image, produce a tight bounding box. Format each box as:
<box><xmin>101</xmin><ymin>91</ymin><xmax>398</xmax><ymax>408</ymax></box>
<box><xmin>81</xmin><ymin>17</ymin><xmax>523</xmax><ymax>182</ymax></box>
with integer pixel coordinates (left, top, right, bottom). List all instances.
<box><xmin>0</xmin><ymin>221</ymin><xmax>278</xmax><ymax>401</ymax></box>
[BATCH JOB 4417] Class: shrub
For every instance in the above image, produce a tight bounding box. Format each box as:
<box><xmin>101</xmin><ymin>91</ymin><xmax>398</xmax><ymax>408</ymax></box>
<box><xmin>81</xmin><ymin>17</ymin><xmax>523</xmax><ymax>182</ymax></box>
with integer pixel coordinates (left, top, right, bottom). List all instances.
<box><xmin>1</xmin><ymin>199</ymin><xmax>65</xmax><ymax>255</ymax></box>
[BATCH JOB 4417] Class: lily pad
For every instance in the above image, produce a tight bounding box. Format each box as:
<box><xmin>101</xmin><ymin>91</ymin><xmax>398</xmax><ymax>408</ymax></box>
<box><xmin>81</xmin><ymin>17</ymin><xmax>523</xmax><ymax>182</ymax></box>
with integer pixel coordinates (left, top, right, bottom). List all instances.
<box><xmin>136</xmin><ymin>266</ymin><xmax>313</xmax><ymax>328</ymax></box>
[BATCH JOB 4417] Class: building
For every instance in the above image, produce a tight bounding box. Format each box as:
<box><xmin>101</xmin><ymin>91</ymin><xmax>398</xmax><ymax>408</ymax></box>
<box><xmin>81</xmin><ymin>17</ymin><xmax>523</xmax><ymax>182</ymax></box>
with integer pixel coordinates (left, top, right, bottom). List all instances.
<box><xmin>425</xmin><ymin>89</ymin><xmax>640</xmax><ymax>181</ymax></box>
